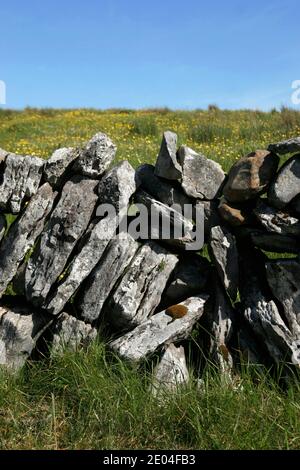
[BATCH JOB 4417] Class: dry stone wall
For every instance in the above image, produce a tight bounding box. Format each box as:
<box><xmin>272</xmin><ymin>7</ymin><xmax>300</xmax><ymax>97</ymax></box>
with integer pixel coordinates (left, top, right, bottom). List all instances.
<box><xmin>0</xmin><ymin>131</ymin><xmax>299</xmax><ymax>393</ymax></box>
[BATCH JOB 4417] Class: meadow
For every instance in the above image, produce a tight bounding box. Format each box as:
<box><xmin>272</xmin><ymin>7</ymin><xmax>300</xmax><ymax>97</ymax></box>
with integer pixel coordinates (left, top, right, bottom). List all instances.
<box><xmin>0</xmin><ymin>107</ymin><xmax>300</xmax><ymax>450</ymax></box>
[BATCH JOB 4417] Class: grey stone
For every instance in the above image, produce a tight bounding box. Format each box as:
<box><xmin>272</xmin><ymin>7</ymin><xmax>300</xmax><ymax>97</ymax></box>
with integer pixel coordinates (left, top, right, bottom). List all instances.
<box><xmin>97</xmin><ymin>160</ymin><xmax>140</xmax><ymax>214</ymax></box>
<box><xmin>109</xmin><ymin>295</ymin><xmax>208</xmax><ymax>362</ymax></box>
<box><xmin>268</xmin><ymin>137</ymin><xmax>300</xmax><ymax>155</ymax></box>
<box><xmin>105</xmin><ymin>241</ymin><xmax>178</xmax><ymax>330</ymax></box>
<box><xmin>136</xmin><ymin>163</ymin><xmax>191</xmax><ymax>209</ymax></box>
<box><xmin>268</xmin><ymin>154</ymin><xmax>300</xmax><ymax>209</ymax></box>
<box><xmin>0</xmin><ymin>152</ymin><xmax>44</xmax><ymax>213</ymax></box>
<box><xmin>250</xmin><ymin>230</ymin><xmax>299</xmax><ymax>254</ymax></box>
<box><xmin>0</xmin><ymin>213</ymin><xmax>6</xmax><ymax>242</ymax></box>
<box><xmin>223</xmin><ymin>150</ymin><xmax>279</xmax><ymax>202</ymax></box>
<box><xmin>150</xmin><ymin>344</ymin><xmax>189</xmax><ymax>397</ymax></box>
<box><xmin>154</xmin><ymin>131</ymin><xmax>181</xmax><ymax>181</ymax></box>
<box><xmin>43</xmin><ymin>147</ymin><xmax>78</xmax><ymax>189</ymax></box>
<box><xmin>25</xmin><ymin>176</ymin><xmax>99</xmax><ymax>307</ymax></box>
<box><xmin>194</xmin><ymin>200</ymin><xmax>222</xmax><ymax>240</ymax></box>
<box><xmin>158</xmin><ymin>253</ymin><xmax>209</xmax><ymax>310</ymax></box>
<box><xmin>178</xmin><ymin>145</ymin><xmax>225</xmax><ymax>200</ymax></box>
<box><xmin>203</xmin><ymin>277</ymin><xmax>234</xmax><ymax>373</ymax></box>
<box><xmin>0</xmin><ymin>303</ymin><xmax>53</xmax><ymax>371</ymax></box>
<box><xmin>45</xmin><ymin>163</ymin><xmax>138</xmax><ymax>316</ymax></box>
<box><xmin>74</xmin><ymin>132</ymin><xmax>116</xmax><ymax>178</ymax></box>
<box><xmin>78</xmin><ymin>233</ymin><xmax>140</xmax><ymax>324</ymax></box>
<box><xmin>239</xmin><ymin>248</ymin><xmax>300</xmax><ymax>367</ymax></box>
<box><xmin>266</xmin><ymin>259</ymin><xmax>300</xmax><ymax>338</ymax></box>
<box><xmin>254</xmin><ymin>200</ymin><xmax>300</xmax><ymax>237</ymax></box>
<box><xmin>50</xmin><ymin>312</ymin><xmax>97</xmax><ymax>354</ymax></box>
<box><xmin>209</xmin><ymin>225</ymin><xmax>239</xmax><ymax>300</ymax></box>
<box><xmin>0</xmin><ymin>183</ymin><xmax>55</xmax><ymax>297</ymax></box>
<box><xmin>134</xmin><ymin>189</ymin><xmax>197</xmax><ymax>250</ymax></box>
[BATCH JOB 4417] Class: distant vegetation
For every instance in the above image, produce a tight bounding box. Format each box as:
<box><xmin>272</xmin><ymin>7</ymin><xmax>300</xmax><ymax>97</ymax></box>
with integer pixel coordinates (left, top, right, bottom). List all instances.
<box><xmin>1</xmin><ymin>107</ymin><xmax>300</xmax><ymax>172</ymax></box>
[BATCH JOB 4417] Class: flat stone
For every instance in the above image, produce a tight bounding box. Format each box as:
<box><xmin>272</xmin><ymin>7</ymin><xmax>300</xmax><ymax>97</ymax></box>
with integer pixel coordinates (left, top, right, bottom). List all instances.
<box><xmin>150</xmin><ymin>344</ymin><xmax>189</xmax><ymax>397</ymax></box>
<box><xmin>49</xmin><ymin>312</ymin><xmax>97</xmax><ymax>354</ymax></box>
<box><xmin>178</xmin><ymin>146</ymin><xmax>225</xmax><ymax>200</ymax></box>
<box><xmin>266</xmin><ymin>259</ymin><xmax>300</xmax><ymax>338</ymax></box>
<box><xmin>0</xmin><ymin>183</ymin><xmax>55</xmax><ymax>297</ymax></box>
<box><xmin>0</xmin><ymin>214</ymin><xmax>6</xmax><ymax>242</ymax></box>
<box><xmin>97</xmin><ymin>160</ymin><xmax>140</xmax><ymax>214</ymax></box>
<box><xmin>109</xmin><ymin>295</ymin><xmax>208</xmax><ymax>362</ymax></box>
<box><xmin>74</xmin><ymin>132</ymin><xmax>116</xmax><ymax>178</ymax></box>
<box><xmin>203</xmin><ymin>276</ymin><xmax>234</xmax><ymax>372</ymax></box>
<box><xmin>249</xmin><ymin>230</ymin><xmax>299</xmax><ymax>254</ymax></box>
<box><xmin>25</xmin><ymin>176</ymin><xmax>99</xmax><ymax>307</ymax></box>
<box><xmin>223</xmin><ymin>150</ymin><xmax>279</xmax><ymax>202</ymax></box>
<box><xmin>268</xmin><ymin>137</ymin><xmax>300</xmax><ymax>155</ymax></box>
<box><xmin>254</xmin><ymin>200</ymin><xmax>300</xmax><ymax>237</ymax></box>
<box><xmin>158</xmin><ymin>253</ymin><xmax>210</xmax><ymax>310</ymax></box>
<box><xmin>45</xmin><ymin>164</ymin><xmax>139</xmax><ymax>316</ymax></box>
<box><xmin>0</xmin><ymin>303</ymin><xmax>53</xmax><ymax>371</ymax></box>
<box><xmin>78</xmin><ymin>233</ymin><xmax>140</xmax><ymax>324</ymax></box>
<box><xmin>136</xmin><ymin>163</ymin><xmax>191</xmax><ymax>209</ymax></box>
<box><xmin>268</xmin><ymin>154</ymin><xmax>300</xmax><ymax>209</ymax></box>
<box><xmin>134</xmin><ymin>189</ymin><xmax>198</xmax><ymax>251</ymax></box>
<box><xmin>154</xmin><ymin>131</ymin><xmax>181</xmax><ymax>180</ymax></box>
<box><xmin>43</xmin><ymin>147</ymin><xmax>78</xmax><ymax>189</ymax></box>
<box><xmin>218</xmin><ymin>198</ymin><xmax>247</xmax><ymax>227</ymax></box>
<box><xmin>105</xmin><ymin>241</ymin><xmax>178</xmax><ymax>330</ymax></box>
<box><xmin>0</xmin><ymin>152</ymin><xmax>44</xmax><ymax>213</ymax></box>
<box><xmin>239</xmin><ymin>247</ymin><xmax>300</xmax><ymax>367</ymax></box>
<box><xmin>209</xmin><ymin>225</ymin><xmax>239</xmax><ymax>300</ymax></box>
<box><xmin>194</xmin><ymin>200</ymin><xmax>222</xmax><ymax>240</ymax></box>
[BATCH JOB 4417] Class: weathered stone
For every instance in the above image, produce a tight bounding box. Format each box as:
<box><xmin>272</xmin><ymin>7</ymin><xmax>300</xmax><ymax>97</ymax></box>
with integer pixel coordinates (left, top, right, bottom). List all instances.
<box><xmin>218</xmin><ymin>198</ymin><xmax>247</xmax><ymax>227</ymax></box>
<box><xmin>0</xmin><ymin>213</ymin><xmax>6</xmax><ymax>242</ymax></box>
<box><xmin>74</xmin><ymin>133</ymin><xmax>116</xmax><ymax>178</ymax></box>
<box><xmin>0</xmin><ymin>303</ymin><xmax>53</xmax><ymax>371</ymax></box>
<box><xmin>254</xmin><ymin>200</ymin><xmax>300</xmax><ymax>237</ymax></box>
<box><xmin>194</xmin><ymin>200</ymin><xmax>222</xmax><ymax>240</ymax></box>
<box><xmin>154</xmin><ymin>131</ymin><xmax>181</xmax><ymax>181</ymax></box>
<box><xmin>158</xmin><ymin>253</ymin><xmax>210</xmax><ymax>310</ymax></box>
<box><xmin>0</xmin><ymin>153</ymin><xmax>44</xmax><ymax>213</ymax></box>
<box><xmin>97</xmin><ymin>161</ymin><xmax>140</xmax><ymax>214</ymax></box>
<box><xmin>109</xmin><ymin>296</ymin><xmax>208</xmax><ymax>362</ymax></box>
<box><xmin>268</xmin><ymin>137</ymin><xmax>300</xmax><ymax>155</ymax></box>
<box><xmin>136</xmin><ymin>163</ymin><xmax>191</xmax><ymax>209</ymax></box>
<box><xmin>150</xmin><ymin>344</ymin><xmax>189</xmax><ymax>397</ymax></box>
<box><xmin>268</xmin><ymin>154</ymin><xmax>300</xmax><ymax>209</ymax></box>
<box><xmin>209</xmin><ymin>225</ymin><xmax>239</xmax><ymax>300</ymax></box>
<box><xmin>250</xmin><ymin>230</ymin><xmax>299</xmax><ymax>254</ymax></box>
<box><xmin>105</xmin><ymin>241</ymin><xmax>178</xmax><ymax>330</ymax></box>
<box><xmin>43</xmin><ymin>147</ymin><xmax>78</xmax><ymax>189</ymax></box>
<box><xmin>134</xmin><ymin>189</ymin><xmax>198</xmax><ymax>250</ymax></box>
<box><xmin>44</xmin><ymin>164</ymin><xmax>138</xmax><ymax>316</ymax></box>
<box><xmin>239</xmin><ymin>247</ymin><xmax>300</xmax><ymax>367</ymax></box>
<box><xmin>0</xmin><ymin>183</ymin><xmax>55</xmax><ymax>297</ymax></box>
<box><xmin>203</xmin><ymin>276</ymin><xmax>234</xmax><ymax>373</ymax></box>
<box><xmin>78</xmin><ymin>233</ymin><xmax>140</xmax><ymax>324</ymax></box>
<box><xmin>266</xmin><ymin>259</ymin><xmax>300</xmax><ymax>338</ymax></box>
<box><xmin>223</xmin><ymin>150</ymin><xmax>279</xmax><ymax>202</ymax></box>
<box><xmin>178</xmin><ymin>146</ymin><xmax>225</xmax><ymax>200</ymax></box>
<box><xmin>25</xmin><ymin>176</ymin><xmax>99</xmax><ymax>307</ymax></box>
<box><xmin>49</xmin><ymin>312</ymin><xmax>97</xmax><ymax>354</ymax></box>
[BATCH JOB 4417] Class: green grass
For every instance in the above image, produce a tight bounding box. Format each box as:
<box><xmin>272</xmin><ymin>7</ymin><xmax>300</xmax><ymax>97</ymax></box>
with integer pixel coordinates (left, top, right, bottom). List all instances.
<box><xmin>0</xmin><ymin>342</ymin><xmax>299</xmax><ymax>450</ymax></box>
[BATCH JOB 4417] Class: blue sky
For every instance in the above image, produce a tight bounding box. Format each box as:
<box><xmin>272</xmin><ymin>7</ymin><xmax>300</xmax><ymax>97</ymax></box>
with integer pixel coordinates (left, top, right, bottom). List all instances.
<box><xmin>0</xmin><ymin>0</ymin><xmax>299</xmax><ymax>110</ymax></box>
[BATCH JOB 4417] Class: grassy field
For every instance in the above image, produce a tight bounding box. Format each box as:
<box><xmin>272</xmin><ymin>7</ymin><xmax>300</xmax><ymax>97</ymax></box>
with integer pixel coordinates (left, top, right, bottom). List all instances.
<box><xmin>0</xmin><ymin>107</ymin><xmax>300</xmax><ymax>450</ymax></box>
